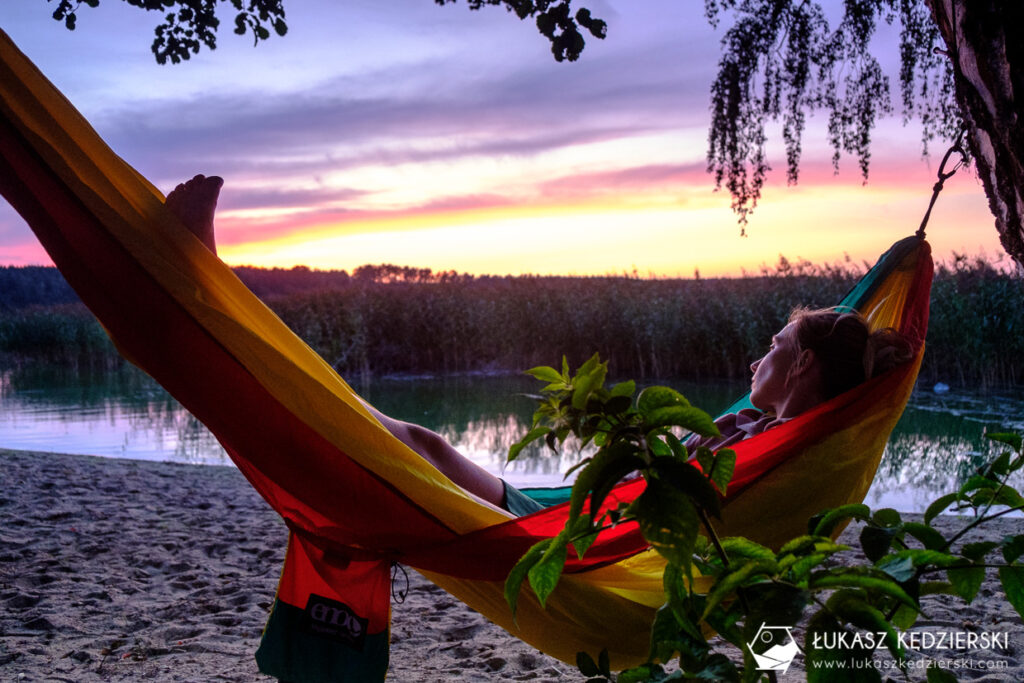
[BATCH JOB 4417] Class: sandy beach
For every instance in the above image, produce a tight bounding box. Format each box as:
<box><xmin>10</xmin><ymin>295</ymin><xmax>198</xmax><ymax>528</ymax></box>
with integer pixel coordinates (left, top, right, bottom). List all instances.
<box><xmin>1</xmin><ymin>448</ymin><xmax>1021</xmax><ymax>681</ymax></box>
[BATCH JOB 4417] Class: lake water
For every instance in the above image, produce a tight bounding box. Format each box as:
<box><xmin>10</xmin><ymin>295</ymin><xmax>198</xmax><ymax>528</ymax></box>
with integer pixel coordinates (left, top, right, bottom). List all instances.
<box><xmin>2</xmin><ymin>365</ymin><xmax>1022</xmax><ymax>513</ymax></box>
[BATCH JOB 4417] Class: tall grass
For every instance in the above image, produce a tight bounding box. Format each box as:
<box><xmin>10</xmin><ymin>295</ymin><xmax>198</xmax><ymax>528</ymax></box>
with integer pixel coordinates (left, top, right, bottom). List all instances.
<box><xmin>924</xmin><ymin>255</ymin><xmax>1024</xmax><ymax>389</ymax></box>
<box><xmin>2</xmin><ymin>258</ymin><xmax>1022</xmax><ymax>389</ymax></box>
<box><xmin>0</xmin><ymin>305</ymin><xmax>119</xmax><ymax>371</ymax></box>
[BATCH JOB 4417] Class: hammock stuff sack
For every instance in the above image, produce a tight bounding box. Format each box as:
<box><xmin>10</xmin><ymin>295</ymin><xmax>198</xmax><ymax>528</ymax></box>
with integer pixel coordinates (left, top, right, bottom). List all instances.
<box><xmin>0</xmin><ymin>30</ymin><xmax>931</xmax><ymax>681</ymax></box>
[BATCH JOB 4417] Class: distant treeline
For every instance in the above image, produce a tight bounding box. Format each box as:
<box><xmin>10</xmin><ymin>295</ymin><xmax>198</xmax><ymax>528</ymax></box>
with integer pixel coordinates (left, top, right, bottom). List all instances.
<box><xmin>1</xmin><ymin>257</ymin><xmax>1021</xmax><ymax>389</ymax></box>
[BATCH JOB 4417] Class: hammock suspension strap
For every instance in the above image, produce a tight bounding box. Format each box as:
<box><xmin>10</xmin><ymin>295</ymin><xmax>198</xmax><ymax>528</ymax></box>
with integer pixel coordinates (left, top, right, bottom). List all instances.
<box><xmin>916</xmin><ymin>141</ymin><xmax>967</xmax><ymax>238</ymax></box>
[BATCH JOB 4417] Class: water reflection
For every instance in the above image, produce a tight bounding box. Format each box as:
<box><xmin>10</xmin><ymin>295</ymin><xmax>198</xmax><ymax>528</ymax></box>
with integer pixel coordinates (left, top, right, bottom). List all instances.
<box><xmin>868</xmin><ymin>394</ymin><xmax>1024</xmax><ymax>511</ymax></box>
<box><xmin>0</xmin><ymin>365</ymin><xmax>227</xmax><ymax>465</ymax></box>
<box><xmin>1</xmin><ymin>364</ymin><xmax>1022</xmax><ymax>513</ymax></box>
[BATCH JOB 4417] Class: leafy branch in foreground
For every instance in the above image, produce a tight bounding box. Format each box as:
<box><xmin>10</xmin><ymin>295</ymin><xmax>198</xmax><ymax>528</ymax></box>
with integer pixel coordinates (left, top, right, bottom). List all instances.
<box><xmin>46</xmin><ymin>0</ymin><xmax>606</xmax><ymax>64</ymax></box>
<box><xmin>505</xmin><ymin>355</ymin><xmax>1024</xmax><ymax>682</ymax></box>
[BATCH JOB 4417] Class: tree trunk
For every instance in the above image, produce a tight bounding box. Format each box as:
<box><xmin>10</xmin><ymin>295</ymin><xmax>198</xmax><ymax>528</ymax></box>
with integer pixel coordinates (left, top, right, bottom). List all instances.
<box><xmin>927</xmin><ymin>0</ymin><xmax>1024</xmax><ymax>269</ymax></box>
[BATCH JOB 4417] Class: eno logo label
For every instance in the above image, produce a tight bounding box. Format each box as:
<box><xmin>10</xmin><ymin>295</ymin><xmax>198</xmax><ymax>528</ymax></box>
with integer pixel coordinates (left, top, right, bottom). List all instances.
<box><xmin>302</xmin><ymin>594</ymin><xmax>369</xmax><ymax>650</ymax></box>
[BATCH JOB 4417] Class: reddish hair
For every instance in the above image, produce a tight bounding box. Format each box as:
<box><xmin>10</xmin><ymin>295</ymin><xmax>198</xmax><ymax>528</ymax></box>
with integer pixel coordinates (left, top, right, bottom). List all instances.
<box><xmin>788</xmin><ymin>308</ymin><xmax>913</xmax><ymax>400</ymax></box>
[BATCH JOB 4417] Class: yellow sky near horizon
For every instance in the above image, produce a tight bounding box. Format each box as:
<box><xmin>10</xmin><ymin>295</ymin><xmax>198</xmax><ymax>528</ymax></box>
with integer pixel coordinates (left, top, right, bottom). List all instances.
<box><xmin>212</xmin><ymin>169</ymin><xmax>1003</xmax><ymax>278</ymax></box>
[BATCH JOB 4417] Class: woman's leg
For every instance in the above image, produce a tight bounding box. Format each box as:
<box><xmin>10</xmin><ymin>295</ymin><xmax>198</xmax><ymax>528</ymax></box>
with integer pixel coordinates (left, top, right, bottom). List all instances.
<box><xmin>364</xmin><ymin>406</ymin><xmax>507</xmax><ymax>508</ymax></box>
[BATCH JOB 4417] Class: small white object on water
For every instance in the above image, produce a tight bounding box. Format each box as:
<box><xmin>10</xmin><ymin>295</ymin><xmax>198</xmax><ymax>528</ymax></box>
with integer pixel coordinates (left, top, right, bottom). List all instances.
<box><xmin>933</xmin><ymin>382</ymin><xmax>950</xmax><ymax>394</ymax></box>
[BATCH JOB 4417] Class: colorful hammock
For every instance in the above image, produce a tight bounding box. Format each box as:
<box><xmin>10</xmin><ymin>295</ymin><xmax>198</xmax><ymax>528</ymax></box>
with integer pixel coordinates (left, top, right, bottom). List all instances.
<box><xmin>0</xmin><ymin>30</ymin><xmax>931</xmax><ymax>681</ymax></box>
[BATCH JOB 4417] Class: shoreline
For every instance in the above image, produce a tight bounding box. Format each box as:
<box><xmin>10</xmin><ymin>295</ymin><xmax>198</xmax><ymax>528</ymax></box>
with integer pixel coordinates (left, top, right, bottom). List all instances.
<box><xmin>1</xmin><ymin>449</ymin><xmax>1020</xmax><ymax>681</ymax></box>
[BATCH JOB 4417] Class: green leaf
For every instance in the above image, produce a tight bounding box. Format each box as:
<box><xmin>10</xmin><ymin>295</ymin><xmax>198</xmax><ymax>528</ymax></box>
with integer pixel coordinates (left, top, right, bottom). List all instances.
<box><xmin>925</xmin><ymin>492</ymin><xmax>961</xmax><ymax>525</ymax></box>
<box><xmin>569</xmin><ymin>515</ymin><xmax>599</xmax><ymax>559</ymax></box>
<box><xmin>806</xmin><ymin>510</ymin><xmax>827</xmax><ymax>536</ymax></box>
<box><xmin>881</xmin><ymin>548</ymin><xmax>959</xmax><ymax>571</ymax></box>
<box><xmin>694</xmin><ymin>446</ymin><xmax>714</xmax><ymax>475</ymax></box>
<box><xmin>569</xmin><ymin>445</ymin><xmax>612</xmax><ymax>522</ymax></box>
<box><xmin>779</xmin><ymin>535</ymin><xmax>832</xmax><ymax>555</ymax></box>
<box><xmin>598</xmin><ymin>648</ymin><xmax>611</xmax><ymax>677</ymax></box>
<box><xmin>962</xmin><ymin>541</ymin><xmax>999</xmax><ymax>562</ymax></box>
<box><xmin>651</xmin><ymin>457</ymin><xmax>723</xmax><ymax>519</ymax></box>
<box><xmin>664</xmin><ymin>432</ymin><xmax>686</xmax><ymax>459</ymax></box>
<box><xmin>695</xmin><ymin>654</ymin><xmax>739</xmax><ymax>682</ymax></box>
<box><xmin>826</xmin><ymin>590</ymin><xmax>905</xmax><ymax>663</ymax></box>
<box><xmin>647</xmin><ymin>435</ymin><xmax>672</xmax><ymax>457</ymax></box>
<box><xmin>585</xmin><ymin>451</ymin><xmax>646</xmax><ymax>519</ymax></box>
<box><xmin>986</xmin><ymin>431</ymin><xmax>1023</xmax><ymax>453</ymax></box>
<box><xmin>576</xmin><ymin>651</ymin><xmax>600</xmax><ymax>677</ymax></box>
<box><xmin>986</xmin><ymin>450</ymin><xmax>1013</xmax><ymax>477</ymax></box>
<box><xmin>662</xmin><ymin>564</ymin><xmax>705</xmax><ymax>643</ymax></box>
<box><xmin>509</xmin><ymin>426</ymin><xmax>550</xmax><ymax>462</ymax></box>
<box><xmin>504</xmin><ymin>540</ymin><xmax>550</xmax><ymax>618</ymax></box>
<box><xmin>636</xmin><ymin>385</ymin><xmax>690</xmax><ymax>413</ymax></box>
<box><xmin>872</xmin><ymin>508</ymin><xmax>902</xmax><ymax>528</ymax></box>
<box><xmin>891</xmin><ymin>603</ymin><xmax>918</xmax><ymax>630</ymax></box>
<box><xmin>1002</xmin><ymin>535</ymin><xmax>1024</xmax><ymax>563</ymax></box>
<box><xmin>618</xmin><ymin>664</ymin><xmax>663</xmax><ymax>683</ymax></box>
<box><xmin>720</xmin><ymin>537</ymin><xmax>776</xmax><ymax>565</ymax></box>
<box><xmin>998</xmin><ymin>565</ymin><xmax>1024</xmax><ymax>619</ymax></box>
<box><xmin>971</xmin><ymin>485</ymin><xmax>1024</xmax><ymax>508</ymax></box>
<box><xmin>648</xmin><ymin>605</ymin><xmax>687</xmax><ymax>663</ymax></box>
<box><xmin>811</xmin><ymin>569</ymin><xmax>918</xmax><ymax>610</ymax></box>
<box><xmin>920</xmin><ymin>580</ymin><xmax>956</xmax><ymax>596</ymax></box>
<box><xmin>703</xmin><ymin>601</ymin><xmax>746</xmax><ymax>651</ymax></box>
<box><xmin>576</xmin><ymin>352</ymin><xmax>602</xmax><ymax>378</ymax></box>
<box><xmin>701</xmin><ymin>560</ymin><xmax>777</xmax><ymax>620</ymax></box>
<box><xmin>812</xmin><ymin>503</ymin><xmax>871</xmax><ymax>537</ymax></box>
<box><xmin>708</xmin><ymin>449</ymin><xmax>736</xmax><ymax>495</ymax></box>
<box><xmin>947</xmin><ymin>565</ymin><xmax>985</xmax><ymax>602</ymax></box>
<box><xmin>647</xmin><ymin>405</ymin><xmax>719</xmax><ymax>437</ymax></box>
<box><xmin>926</xmin><ymin>667</ymin><xmax>959</xmax><ymax>683</ymax></box>
<box><xmin>604</xmin><ymin>394</ymin><xmax>633</xmax><ymax>415</ymax></box>
<box><xmin>876</xmin><ymin>555</ymin><xmax>915</xmax><ymax>582</ymax></box>
<box><xmin>527</xmin><ymin>538</ymin><xmax>568</xmax><ymax>608</ymax></box>
<box><xmin>859</xmin><ymin>525</ymin><xmax>895</xmax><ymax>563</ymax></box>
<box><xmin>786</xmin><ymin>553</ymin><xmax>829</xmax><ymax>582</ymax></box>
<box><xmin>563</xmin><ymin>457</ymin><xmax>592</xmax><ymax>481</ymax></box>
<box><xmin>633</xmin><ymin>478</ymin><xmax>701</xmax><ymax>569</ymax></box>
<box><xmin>960</xmin><ymin>474</ymin><xmax>999</xmax><ymax>494</ymax></box>
<box><xmin>571</xmin><ymin>361</ymin><xmax>607</xmax><ymax>410</ymax></box>
<box><xmin>902</xmin><ymin>522</ymin><xmax>948</xmax><ymax>551</ymax></box>
<box><xmin>744</xmin><ymin>582</ymin><xmax>809</xmax><ymax>634</ymax></box>
<box><xmin>609</xmin><ymin>380</ymin><xmax>636</xmax><ymax>398</ymax></box>
<box><xmin>525</xmin><ymin>365</ymin><xmax>563</xmax><ymax>384</ymax></box>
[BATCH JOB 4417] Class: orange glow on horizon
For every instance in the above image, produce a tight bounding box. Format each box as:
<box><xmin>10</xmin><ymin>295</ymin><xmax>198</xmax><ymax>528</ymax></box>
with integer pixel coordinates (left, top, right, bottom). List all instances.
<box><xmin>215</xmin><ymin>174</ymin><xmax>1003</xmax><ymax>278</ymax></box>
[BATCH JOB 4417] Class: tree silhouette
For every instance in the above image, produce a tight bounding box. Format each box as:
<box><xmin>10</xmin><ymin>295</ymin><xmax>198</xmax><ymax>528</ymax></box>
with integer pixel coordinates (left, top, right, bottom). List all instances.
<box><xmin>701</xmin><ymin>1</ymin><xmax>1024</xmax><ymax>269</ymax></box>
<box><xmin>46</xmin><ymin>0</ymin><xmax>605</xmax><ymax>65</ymax></box>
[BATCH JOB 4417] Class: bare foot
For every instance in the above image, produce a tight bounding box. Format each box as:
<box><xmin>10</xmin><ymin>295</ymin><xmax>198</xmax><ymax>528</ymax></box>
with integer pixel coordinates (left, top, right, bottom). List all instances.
<box><xmin>166</xmin><ymin>174</ymin><xmax>223</xmax><ymax>254</ymax></box>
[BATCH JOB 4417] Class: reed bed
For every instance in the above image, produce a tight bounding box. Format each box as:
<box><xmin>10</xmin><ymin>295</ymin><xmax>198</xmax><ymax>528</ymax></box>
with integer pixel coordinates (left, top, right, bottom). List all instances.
<box><xmin>1</xmin><ymin>258</ymin><xmax>1021</xmax><ymax>389</ymax></box>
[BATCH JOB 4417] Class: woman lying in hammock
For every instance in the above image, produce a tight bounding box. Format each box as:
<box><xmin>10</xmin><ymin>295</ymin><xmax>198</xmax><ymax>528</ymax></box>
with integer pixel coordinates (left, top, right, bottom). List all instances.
<box><xmin>167</xmin><ymin>174</ymin><xmax>912</xmax><ymax>517</ymax></box>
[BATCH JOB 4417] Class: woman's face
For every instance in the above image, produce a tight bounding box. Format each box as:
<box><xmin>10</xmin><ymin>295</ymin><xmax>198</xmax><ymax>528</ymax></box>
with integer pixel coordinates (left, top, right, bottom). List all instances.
<box><xmin>749</xmin><ymin>322</ymin><xmax>800</xmax><ymax>413</ymax></box>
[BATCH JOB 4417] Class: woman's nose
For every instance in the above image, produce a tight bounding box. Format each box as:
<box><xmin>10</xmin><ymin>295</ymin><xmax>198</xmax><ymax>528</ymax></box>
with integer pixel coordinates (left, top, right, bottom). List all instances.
<box><xmin>750</xmin><ymin>358</ymin><xmax>761</xmax><ymax>373</ymax></box>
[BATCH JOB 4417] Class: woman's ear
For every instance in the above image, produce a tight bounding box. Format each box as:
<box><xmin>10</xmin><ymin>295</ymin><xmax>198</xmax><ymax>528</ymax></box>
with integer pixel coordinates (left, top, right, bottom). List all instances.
<box><xmin>792</xmin><ymin>348</ymin><xmax>816</xmax><ymax>375</ymax></box>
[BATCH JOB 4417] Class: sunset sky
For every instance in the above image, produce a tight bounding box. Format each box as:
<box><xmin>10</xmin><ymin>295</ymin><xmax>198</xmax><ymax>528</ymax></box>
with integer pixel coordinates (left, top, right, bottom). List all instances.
<box><xmin>0</xmin><ymin>1</ymin><xmax>1006</xmax><ymax>277</ymax></box>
